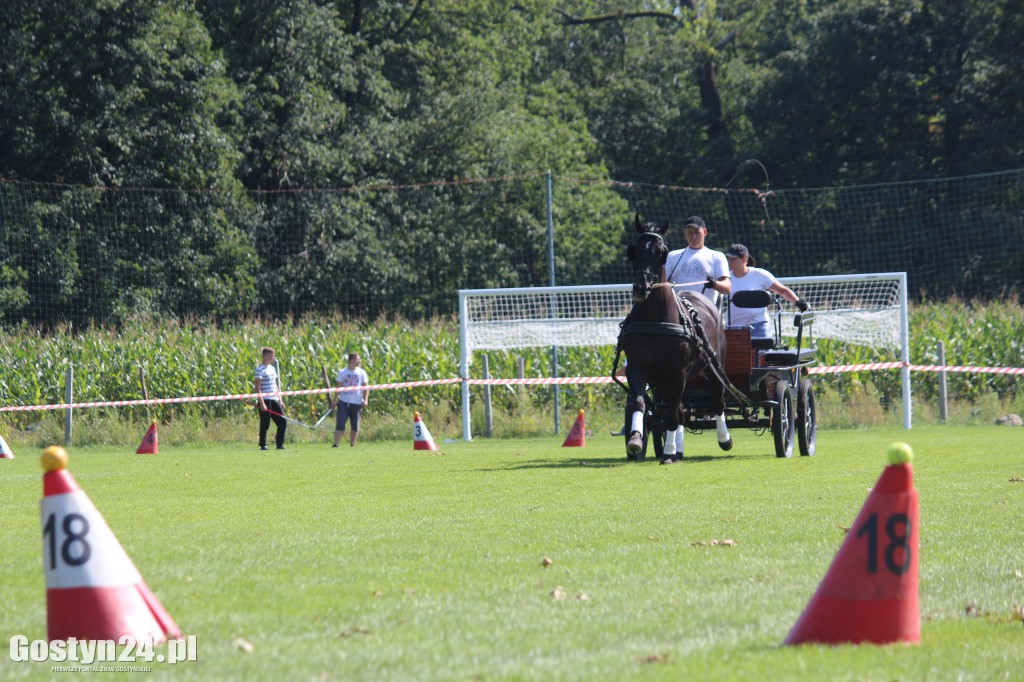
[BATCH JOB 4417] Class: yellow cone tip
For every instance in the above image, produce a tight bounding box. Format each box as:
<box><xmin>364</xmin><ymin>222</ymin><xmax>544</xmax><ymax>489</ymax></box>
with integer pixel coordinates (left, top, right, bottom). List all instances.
<box><xmin>886</xmin><ymin>441</ymin><xmax>914</xmax><ymax>466</ymax></box>
<box><xmin>578</xmin><ymin>409</ymin><xmax>584</xmax><ymax>416</ymax></box>
<box><xmin>41</xmin><ymin>445</ymin><xmax>69</xmax><ymax>472</ymax></box>
<box><xmin>414</xmin><ymin>411</ymin><xmax>420</xmax><ymax>419</ymax></box>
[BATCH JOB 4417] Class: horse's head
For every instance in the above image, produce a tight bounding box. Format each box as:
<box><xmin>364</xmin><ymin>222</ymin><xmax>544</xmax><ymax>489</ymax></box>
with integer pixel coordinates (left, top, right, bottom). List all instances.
<box><xmin>627</xmin><ymin>214</ymin><xmax>670</xmax><ymax>302</ymax></box>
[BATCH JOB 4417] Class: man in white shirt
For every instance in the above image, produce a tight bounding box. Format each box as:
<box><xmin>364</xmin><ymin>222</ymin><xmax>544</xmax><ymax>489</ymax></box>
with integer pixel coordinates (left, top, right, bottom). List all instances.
<box><xmin>332</xmin><ymin>352</ymin><xmax>369</xmax><ymax>447</ymax></box>
<box><xmin>663</xmin><ymin>216</ymin><xmax>731</xmax><ymax>304</ymax></box>
<box><xmin>255</xmin><ymin>346</ymin><xmax>287</xmax><ymax>450</ymax></box>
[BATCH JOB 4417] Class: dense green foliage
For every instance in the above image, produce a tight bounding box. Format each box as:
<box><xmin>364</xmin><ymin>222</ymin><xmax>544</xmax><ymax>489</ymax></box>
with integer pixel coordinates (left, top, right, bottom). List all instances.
<box><xmin>1</xmin><ymin>298</ymin><xmax>1019</xmax><ymax>441</ymax></box>
<box><xmin>1</xmin><ymin>1</ymin><xmax>1023</xmax><ymax>324</ymax></box>
<box><xmin>6</xmin><ymin>1</ymin><xmax>1022</xmax><ymax>189</ymax></box>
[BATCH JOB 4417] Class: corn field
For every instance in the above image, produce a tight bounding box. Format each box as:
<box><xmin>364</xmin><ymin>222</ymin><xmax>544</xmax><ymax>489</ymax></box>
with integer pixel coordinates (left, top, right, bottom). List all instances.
<box><xmin>1</xmin><ymin>298</ymin><xmax>1021</xmax><ymax>438</ymax></box>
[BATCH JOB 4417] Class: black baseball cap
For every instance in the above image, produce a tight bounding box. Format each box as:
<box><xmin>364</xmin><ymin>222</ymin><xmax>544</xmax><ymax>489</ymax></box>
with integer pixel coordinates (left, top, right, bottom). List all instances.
<box><xmin>726</xmin><ymin>244</ymin><xmax>749</xmax><ymax>260</ymax></box>
<box><xmin>684</xmin><ymin>216</ymin><xmax>706</xmax><ymax>230</ymax></box>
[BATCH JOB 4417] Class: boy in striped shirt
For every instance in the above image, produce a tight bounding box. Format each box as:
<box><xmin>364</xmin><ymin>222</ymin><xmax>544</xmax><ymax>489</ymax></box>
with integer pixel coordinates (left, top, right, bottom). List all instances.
<box><xmin>255</xmin><ymin>346</ymin><xmax>287</xmax><ymax>450</ymax></box>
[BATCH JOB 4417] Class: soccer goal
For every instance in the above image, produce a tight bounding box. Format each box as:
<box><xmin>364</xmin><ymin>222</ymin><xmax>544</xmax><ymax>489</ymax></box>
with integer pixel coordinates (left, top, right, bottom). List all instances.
<box><xmin>778</xmin><ymin>272</ymin><xmax>911</xmax><ymax>430</ymax></box>
<box><xmin>458</xmin><ymin>272</ymin><xmax>909</xmax><ymax>440</ymax></box>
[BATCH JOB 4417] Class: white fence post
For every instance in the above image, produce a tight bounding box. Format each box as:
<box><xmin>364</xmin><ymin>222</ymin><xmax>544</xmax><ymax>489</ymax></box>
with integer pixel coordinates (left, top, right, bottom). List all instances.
<box><xmin>483</xmin><ymin>354</ymin><xmax>493</xmax><ymax>438</ymax></box>
<box><xmin>64</xmin><ymin>365</ymin><xmax>73</xmax><ymax>445</ymax></box>
<box><xmin>937</xmin><ymin>341</ymin><xmax>948</xmax><ymax>422</ymax></box>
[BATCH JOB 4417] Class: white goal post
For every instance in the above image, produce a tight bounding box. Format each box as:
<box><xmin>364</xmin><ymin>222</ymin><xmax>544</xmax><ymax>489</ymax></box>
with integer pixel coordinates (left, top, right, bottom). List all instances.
<box><xmin>458</xmin><ymin>272</ymin><xmax>910</xmax><ymax>440</ymax></box>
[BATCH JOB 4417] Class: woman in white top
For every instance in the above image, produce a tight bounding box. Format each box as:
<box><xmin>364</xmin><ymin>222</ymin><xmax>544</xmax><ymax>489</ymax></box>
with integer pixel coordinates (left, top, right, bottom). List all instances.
<box><xmin>726</xmin><ymin>244</ymin><xmax>807</xmax><ymax>338</ymax></box>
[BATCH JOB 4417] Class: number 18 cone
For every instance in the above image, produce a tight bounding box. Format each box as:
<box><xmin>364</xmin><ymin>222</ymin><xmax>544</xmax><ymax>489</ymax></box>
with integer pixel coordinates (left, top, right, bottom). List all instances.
<box><xmin>41</xmin><ymin>447</ymin><xmax>180</xmax><ymax>642</ymax></box>
<box><xmin>784</xmin><ymin>460</ymin><xmax>920</xmax><ymax>645</ymax></box>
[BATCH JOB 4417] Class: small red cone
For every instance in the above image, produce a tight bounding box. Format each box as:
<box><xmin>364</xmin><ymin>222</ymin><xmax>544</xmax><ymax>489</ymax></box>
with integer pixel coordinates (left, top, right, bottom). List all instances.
<box><xmin>0</xmin><ymin>432</ymin><xmax>14</xmax><ymax>459</ymax></box>
<box><xmin>136</xmin><ymin>421</ymin><xmax>158</xmax><ymax>455</ymax></box>
<box><xmin>562</xmin><ymin>410</ymin><xmax>586</xmax><ymax>447</ymax></box>
<box><xmin>40</xmin><ymin>446</ymin><xmax>181</xmax><ymax>643</ymax></box>
<box><xmin>413</xmin><ymin>412</ymin><xmax>438</xmax><ymax>451</ymax></box>
<box><xmin>785</xmin><ymin>446</ymin><xmax>919</xmax><ymax>646</ymax></box>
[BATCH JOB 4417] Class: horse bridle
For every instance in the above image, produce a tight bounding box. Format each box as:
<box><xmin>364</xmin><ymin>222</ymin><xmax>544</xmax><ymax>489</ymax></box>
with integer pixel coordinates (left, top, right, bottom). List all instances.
<box><xmin>630</xmin><ymin>231</ymin><xmax>668</xmax><ymax>299</ymax></box>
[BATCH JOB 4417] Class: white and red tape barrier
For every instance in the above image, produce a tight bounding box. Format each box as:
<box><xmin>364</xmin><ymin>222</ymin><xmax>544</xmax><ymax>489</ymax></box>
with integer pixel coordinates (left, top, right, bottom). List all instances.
<box><xmin>0</xmin><ymin>364</ymin><xmax>1020</xmax><ymax>413</ymax></box>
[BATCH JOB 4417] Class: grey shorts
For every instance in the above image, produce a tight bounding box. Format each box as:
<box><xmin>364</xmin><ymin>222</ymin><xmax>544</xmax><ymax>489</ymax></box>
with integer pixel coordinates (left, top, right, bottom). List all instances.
<box><xmin>335</xmin><ymin>402</ymin><xmax>363</xmax><ymax>431</ymax></box>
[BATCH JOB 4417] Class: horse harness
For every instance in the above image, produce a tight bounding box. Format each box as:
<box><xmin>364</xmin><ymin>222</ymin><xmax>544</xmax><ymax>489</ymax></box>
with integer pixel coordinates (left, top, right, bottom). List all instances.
<box><xmin>612</xmin><ymin>286</ymin><xmax>753</xmax><ymax>409</ymax></box>
<box><xmin>620</xmin><ymin>281</ymin><xmax>698</xmax><ymax>337</ymax></box>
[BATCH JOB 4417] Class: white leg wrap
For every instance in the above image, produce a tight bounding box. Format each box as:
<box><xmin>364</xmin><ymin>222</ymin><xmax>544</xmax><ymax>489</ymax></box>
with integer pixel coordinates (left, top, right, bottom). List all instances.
<box><xmin>631</xmin><ymin>410</ymin><xmax>645</xmax><ymax>436</ymax></box>
<box><xmin>662</xmin><ymin>427</ymin><xmax>677</xmax><ymax>456</ymax></box>
<box><xmin>675</xmin><ymin>428</ymin><xmax>684</xmax><ymax>451</ymax></box>
<box><xmin>716</xmin><ymin>413</ymin><xmax>730</xmax><ymax>443</ymax></box>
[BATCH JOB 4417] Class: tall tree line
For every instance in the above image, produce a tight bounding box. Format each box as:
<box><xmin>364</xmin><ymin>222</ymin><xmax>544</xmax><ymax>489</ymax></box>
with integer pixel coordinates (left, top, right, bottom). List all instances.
<box><xmin>1</xmin><ymin>1</ymin><xmax>1022</xmax><ymax>323</ymax></box>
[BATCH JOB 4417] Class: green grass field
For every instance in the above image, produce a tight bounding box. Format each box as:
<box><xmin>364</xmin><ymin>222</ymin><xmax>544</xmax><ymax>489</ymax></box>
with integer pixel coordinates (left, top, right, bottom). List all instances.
<box><xmin>2</xmin><ymin>426</ymin><xmax>1023</xmax><ymax>680</ymax></box>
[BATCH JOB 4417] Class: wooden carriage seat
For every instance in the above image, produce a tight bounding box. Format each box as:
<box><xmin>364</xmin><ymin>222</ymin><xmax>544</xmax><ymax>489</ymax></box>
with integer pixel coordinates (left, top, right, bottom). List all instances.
<box><xmin>722</xmin><ymin>327</ymin><xmax>756</xmax><ymax>387</ymax></box>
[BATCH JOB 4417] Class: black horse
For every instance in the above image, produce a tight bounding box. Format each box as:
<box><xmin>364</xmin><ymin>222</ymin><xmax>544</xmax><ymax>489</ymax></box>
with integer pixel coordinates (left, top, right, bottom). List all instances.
<box><xmin>617</xmin><ymin>215</ymin><xmax>733</xmax><ymax>463</ymax></box>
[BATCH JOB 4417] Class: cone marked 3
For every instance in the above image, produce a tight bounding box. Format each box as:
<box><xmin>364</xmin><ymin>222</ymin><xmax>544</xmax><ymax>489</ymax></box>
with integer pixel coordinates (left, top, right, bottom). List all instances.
<box><xmin>413</xmin><ymin>412</ymin><xmax>438</xmax><ymax>451</ymax></box>
<box><xmin>562</xmin><ymin>410</ymin><xmax>586</xmax><ymax>447</ymax></box>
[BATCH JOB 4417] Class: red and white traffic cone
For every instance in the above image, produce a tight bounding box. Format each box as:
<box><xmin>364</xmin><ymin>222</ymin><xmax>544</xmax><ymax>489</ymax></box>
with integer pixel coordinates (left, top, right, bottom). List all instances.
<box><xmin>413</xmin><ymin>412</ymin><xmax>438</xmax><ymax>451</ymax></box>
<box><xmin>785</xmin><ymin>444</ymin><xmax>920</xmax><ymax>645</ymax></box>
<box><xmin>41</xmin><ymin>446</ymin><xmax>180</xmax><ymax>643</ymax></box>
<box><xmin>136</xmin><ymin>420</ymin><xmax>158</xmax><ymax>455</ymax></box>
<box><xmin>0</xmin><ymin>432</ymin><xmax>14</xmax><ymax>459</ymax></box>
<box><xmin>562</xmin><ymin>410</ymin><xmax>586</xmax><ymax>447</ymax></box>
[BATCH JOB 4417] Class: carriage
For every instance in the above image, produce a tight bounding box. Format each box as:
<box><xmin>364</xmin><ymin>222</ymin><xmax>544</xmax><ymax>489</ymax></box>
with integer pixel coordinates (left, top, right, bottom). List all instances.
<box><xmin>615</xmin><ymin>216</ymin><xmax>820</xmax><ymax>463</ymax></box>
<box><xmin>624</xmin><ymin>288</ymin><xmax>819</xmax><ymax>461</ymax></box>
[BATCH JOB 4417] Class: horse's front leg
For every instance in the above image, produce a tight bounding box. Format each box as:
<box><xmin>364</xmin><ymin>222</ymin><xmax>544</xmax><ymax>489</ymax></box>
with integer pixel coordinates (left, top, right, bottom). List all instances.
<box><xmin>623</xmin><ymin>362</ymin><xmax>650</xmax><ymax>457</ymax></box>
<box><xmin>712</xmin><ymin>379</ymin><xmax>733</xmax><ymax>451</ymax></box>
<box><xmin>625</xmin><ymin>387</ymin><xmax>647</xmax><ymax>457</ymax></box>
<box><xmin>659</xmin><ymin>382</ymin><xmax>684</xmax><ymax>464</ymax></box>
<box><xmin>672</xmin><ymin>403</ymin><xmax>686</xmax><ymax>456</ymax></box>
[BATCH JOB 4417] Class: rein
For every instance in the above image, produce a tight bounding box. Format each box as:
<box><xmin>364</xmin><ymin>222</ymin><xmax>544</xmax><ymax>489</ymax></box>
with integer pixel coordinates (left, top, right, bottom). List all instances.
<box><xmin>675</xmin><ymin>297</ymin><xmax>755</xmax><ymax>410</ymax></box>
<box><xmin>652</xmin><ymin>281</ymin><xmax>707</xmax><ymax>289</ymax></box>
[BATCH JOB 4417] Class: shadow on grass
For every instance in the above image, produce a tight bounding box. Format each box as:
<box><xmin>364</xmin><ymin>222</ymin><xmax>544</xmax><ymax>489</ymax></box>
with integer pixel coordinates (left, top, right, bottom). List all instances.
<box><xmin>481</xmin><ymin>453</ymin><xmax>746</xmax><ymax>470</ymax></box>
<box><xmin>482</xmin><ymin>457</ymin><xmax>630</xmax><ymax>470</ymax></box>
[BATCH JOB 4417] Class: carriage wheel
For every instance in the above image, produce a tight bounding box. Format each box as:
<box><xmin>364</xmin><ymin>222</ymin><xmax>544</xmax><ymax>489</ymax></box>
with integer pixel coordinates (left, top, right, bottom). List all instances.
<box><xmin>796</xmin><ymin>378</ymin><xmax>817</xmax><ymax>457</ymax></box>
<box><xmin>771</xmin><ymin>379</ymin><xmax>795</xmax><ymax>458</ymax></box>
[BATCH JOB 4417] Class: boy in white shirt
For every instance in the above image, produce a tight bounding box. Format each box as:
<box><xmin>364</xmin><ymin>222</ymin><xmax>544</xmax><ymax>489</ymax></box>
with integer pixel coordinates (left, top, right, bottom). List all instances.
<box><xmin>664</xmin><ymin>216</ymin><xmax>731</xmax><ymax>304</ymax></box>
<box><xmin>332</xmin><ymin>352</ymin><xmax>369</xmax><ymax>447</ymax></box>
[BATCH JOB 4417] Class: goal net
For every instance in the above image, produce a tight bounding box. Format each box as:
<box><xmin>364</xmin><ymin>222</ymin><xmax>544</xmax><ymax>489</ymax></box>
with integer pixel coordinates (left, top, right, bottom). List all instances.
<box><xmin>459</xmin><ymin>284</ymin><xmax>633</xmax><ymax>352</ymax></box>
<box><xmin>777</xmin><ymin>273</ymin><xmax>908</xmax><ymax>352</ymax></box>
<box><xmin>459</xmin><ymin>273</ymin><xmax>909</xmax><ymax>439</ymax></box>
